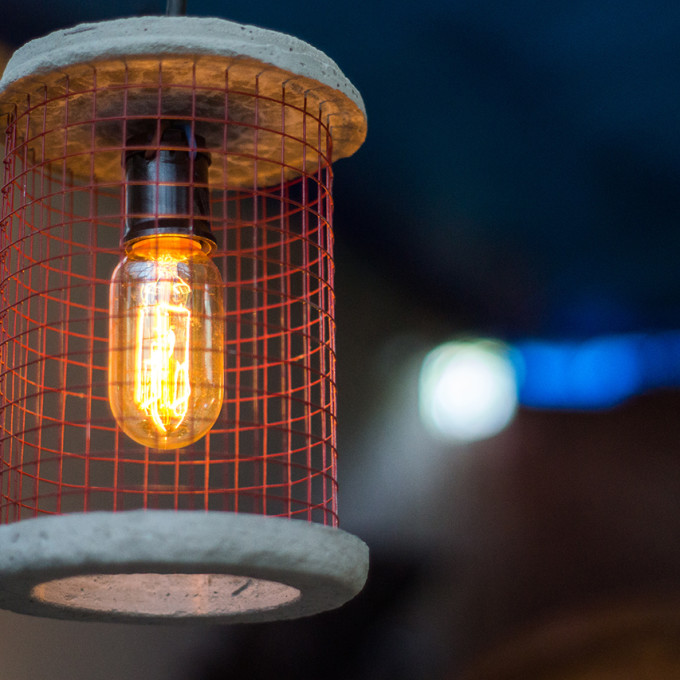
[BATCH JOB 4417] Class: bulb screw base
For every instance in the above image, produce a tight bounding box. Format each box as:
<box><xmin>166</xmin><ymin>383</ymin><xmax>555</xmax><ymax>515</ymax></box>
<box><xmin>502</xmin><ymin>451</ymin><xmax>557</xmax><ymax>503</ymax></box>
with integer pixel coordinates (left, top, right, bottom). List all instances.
<box><xmin>124</xmin><ymin>124</ymin><xmax>216</xmax><ymax>247</ymax></box>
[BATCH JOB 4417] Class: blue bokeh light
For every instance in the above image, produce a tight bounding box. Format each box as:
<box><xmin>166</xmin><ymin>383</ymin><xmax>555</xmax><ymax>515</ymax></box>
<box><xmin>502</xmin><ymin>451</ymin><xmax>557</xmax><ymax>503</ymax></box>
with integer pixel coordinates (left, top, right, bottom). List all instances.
<box><xmin>513</xmin><ymin>332</ymin><xmax>680</xmax><ymax>409</ymax></box>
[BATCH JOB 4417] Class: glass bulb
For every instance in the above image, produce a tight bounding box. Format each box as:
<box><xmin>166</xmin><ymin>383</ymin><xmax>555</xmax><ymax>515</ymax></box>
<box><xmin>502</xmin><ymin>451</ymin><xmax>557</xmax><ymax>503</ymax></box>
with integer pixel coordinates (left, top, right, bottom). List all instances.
<box><xmin>108</xmin><ymin>235</ymin><xmax>224</xmax><ymax>449</ymax></box>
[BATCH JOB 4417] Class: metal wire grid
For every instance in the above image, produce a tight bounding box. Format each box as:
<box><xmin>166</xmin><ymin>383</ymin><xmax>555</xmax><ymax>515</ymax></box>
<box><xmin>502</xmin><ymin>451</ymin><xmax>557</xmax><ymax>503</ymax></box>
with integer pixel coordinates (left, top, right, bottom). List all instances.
<box><xmin>0</xmin><ymin>60</ymin><xmax>338</xmax><ymax>526</ymax></box>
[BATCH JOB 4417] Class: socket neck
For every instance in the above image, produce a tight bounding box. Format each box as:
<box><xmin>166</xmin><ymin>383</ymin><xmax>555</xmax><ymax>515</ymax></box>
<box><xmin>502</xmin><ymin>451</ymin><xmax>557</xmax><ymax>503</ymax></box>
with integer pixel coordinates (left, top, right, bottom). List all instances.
<box><xmin>123</xmin><ymin>124</ymin><xmax>216</xmax><ymax>247</ymax></box>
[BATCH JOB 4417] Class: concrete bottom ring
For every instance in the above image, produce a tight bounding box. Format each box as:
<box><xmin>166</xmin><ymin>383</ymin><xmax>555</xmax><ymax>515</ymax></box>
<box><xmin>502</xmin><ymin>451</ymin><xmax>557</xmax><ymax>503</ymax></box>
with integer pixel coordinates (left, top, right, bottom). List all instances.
<box><xmin>0</xmin><ymin>511</ymin><xmax>369</xmax><ymax>624</ymax></box>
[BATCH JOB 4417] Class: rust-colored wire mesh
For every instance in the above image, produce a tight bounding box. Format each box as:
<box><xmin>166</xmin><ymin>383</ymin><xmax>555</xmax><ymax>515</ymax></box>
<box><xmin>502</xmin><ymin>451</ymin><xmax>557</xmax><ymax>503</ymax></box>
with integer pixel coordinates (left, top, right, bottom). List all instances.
<box><xmin>0</xmin><ymin>59</ymin><xmax>337</xmax><ymax>526</ymax></box>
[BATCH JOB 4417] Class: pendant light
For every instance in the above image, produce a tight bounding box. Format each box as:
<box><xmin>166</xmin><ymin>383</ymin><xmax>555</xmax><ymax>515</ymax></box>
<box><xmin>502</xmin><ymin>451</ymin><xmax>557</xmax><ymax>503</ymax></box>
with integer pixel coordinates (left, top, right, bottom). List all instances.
<box><xmin>0</xmin><ymin>12</ymin><xmax>367</xmax><ymax>623</ymax></box>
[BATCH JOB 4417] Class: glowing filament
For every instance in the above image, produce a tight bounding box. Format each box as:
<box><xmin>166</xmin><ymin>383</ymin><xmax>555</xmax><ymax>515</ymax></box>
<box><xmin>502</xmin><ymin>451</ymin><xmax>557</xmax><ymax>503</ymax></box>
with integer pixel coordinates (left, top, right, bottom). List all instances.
<box><xmin>135</xmin><ymin>290</ymin><xmax>191</xmax><ymax>434</ymax></box>
<box><xmin>133</xmin><ymin>266</ymin><xmax>192</xmax><ymax>435</ymax></box>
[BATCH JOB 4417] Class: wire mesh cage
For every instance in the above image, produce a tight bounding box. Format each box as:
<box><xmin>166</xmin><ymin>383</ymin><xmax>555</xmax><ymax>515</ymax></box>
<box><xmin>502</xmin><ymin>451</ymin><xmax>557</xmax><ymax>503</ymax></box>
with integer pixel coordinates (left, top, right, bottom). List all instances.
<box><xmin>0</xmin><ymin>56</ymin><xmax>342</xmax><ymax>524</ymax></box>
<box><xmin>0</xmin><ymin>17</ymin><xmax>367</xmax><ymax>623</ymax></box>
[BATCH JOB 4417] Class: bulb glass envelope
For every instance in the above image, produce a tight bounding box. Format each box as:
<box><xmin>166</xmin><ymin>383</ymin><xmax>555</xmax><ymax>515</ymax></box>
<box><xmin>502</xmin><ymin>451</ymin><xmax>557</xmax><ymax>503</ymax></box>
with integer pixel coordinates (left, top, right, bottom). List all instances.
<box><xmin>0</xmin><ymin>16</ymin><xmax>367</xmax><ymax>622</ymax></box>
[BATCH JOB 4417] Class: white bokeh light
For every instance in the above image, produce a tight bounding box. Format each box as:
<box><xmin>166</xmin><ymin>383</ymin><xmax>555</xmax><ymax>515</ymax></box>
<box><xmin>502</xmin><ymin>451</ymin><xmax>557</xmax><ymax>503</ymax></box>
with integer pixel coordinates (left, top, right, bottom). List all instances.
<box><xmin>419</xmin><ymin>340</ymin><xmax>518</xmax><ymax>442</ymax></box>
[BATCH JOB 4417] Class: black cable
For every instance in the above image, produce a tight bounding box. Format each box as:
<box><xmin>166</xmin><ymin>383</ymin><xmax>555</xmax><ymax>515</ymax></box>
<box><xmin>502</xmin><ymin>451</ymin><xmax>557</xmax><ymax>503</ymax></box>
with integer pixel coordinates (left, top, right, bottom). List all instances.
<box><xmin>166</xmin><ymin>0</ymin><xmax>187</xmax><ymax>16</ymax></box>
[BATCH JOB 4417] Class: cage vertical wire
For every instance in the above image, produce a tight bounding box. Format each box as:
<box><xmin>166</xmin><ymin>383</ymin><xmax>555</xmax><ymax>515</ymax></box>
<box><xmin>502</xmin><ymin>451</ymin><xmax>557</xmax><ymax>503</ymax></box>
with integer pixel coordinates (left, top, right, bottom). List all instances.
<box><xmin>0</xmin><ymin>16</ymin><xmax>367</xmax><ymax>623</ymax></box>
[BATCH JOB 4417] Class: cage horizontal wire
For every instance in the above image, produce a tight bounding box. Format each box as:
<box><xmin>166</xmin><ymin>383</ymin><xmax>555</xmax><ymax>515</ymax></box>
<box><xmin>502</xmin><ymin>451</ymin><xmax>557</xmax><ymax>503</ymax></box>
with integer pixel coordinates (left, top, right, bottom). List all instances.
<box><xmin>0</xmin><ymin>58</ymin><xmax>339</xmax><ymax>526</ymax></box>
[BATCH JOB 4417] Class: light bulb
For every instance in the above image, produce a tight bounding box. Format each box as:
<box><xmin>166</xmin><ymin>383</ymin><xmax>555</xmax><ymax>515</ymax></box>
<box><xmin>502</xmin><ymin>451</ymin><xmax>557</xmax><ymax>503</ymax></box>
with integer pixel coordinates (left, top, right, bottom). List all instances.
<box><xmin>109</xmin><ymin>235</ymin><xmax>224</xmax><ymax>449</ymax></box>
<box><xmin>108</xmin><ymin>123</ymin><xmax>224</xmax><ymax>449</ymax></box>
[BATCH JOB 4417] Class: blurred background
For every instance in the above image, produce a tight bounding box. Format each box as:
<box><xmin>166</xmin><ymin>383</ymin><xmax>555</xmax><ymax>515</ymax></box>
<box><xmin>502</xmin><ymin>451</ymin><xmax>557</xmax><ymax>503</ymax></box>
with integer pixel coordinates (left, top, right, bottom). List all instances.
<box><xmin>3</xmin><ymin>0</ymin><xmax>680</xmax><ymax>678</ymax></box>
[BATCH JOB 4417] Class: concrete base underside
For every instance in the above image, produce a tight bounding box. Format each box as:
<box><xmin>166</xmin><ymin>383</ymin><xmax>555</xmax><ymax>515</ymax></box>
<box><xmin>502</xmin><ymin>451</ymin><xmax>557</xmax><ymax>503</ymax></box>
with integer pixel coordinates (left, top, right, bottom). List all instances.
<box><xmin>0</xmin><ymin>16</ymin><xmax>367</xmax><ymax>188</ymax></box>
<box><xmin>0</xmin><ymin>512</ymin><xmax>369</xmax><ymax>624</ymax></box>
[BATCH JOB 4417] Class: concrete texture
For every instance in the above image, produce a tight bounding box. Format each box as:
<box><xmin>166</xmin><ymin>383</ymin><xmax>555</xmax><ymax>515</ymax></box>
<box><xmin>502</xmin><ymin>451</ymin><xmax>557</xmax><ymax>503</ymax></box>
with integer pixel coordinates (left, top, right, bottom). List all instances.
<box><xmin>0</xmin><ymin>16</ymin><xmax>365</xmax><ymax>116</ymax></box>
<box><xmin>0</xmin><ymin>16</ymin><xmax>367</xmax><ymax>187</ymax></box>
<box><xmin>0</xmin><ymin>511</ymin><xmax>368</xmax><ymax>623</ymax></box>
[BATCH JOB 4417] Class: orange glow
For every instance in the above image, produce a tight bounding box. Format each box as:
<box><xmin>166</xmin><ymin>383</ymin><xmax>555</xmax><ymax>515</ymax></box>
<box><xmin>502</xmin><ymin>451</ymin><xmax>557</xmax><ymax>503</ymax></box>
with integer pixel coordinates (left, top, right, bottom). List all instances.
<box><xmin>109</xmin><ymin>235</ymin><xmax>224</xmax><ymax>449</ymax></box>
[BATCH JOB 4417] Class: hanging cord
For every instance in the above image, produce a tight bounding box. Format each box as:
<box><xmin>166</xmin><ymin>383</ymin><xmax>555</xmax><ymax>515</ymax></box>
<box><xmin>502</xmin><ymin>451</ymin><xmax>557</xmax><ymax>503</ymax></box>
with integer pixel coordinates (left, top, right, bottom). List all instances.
<box><xmin>166</xmin><ymin>0</ymin><xmax>187</xmax><ymax>16</ymax></box>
